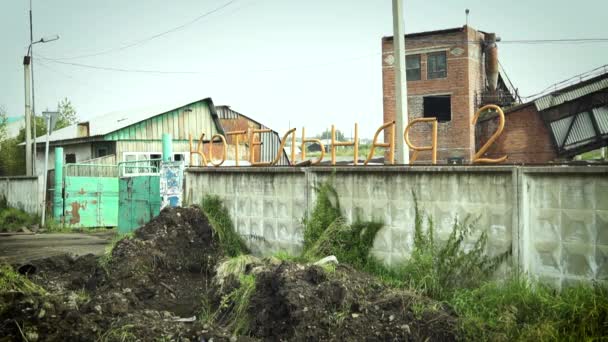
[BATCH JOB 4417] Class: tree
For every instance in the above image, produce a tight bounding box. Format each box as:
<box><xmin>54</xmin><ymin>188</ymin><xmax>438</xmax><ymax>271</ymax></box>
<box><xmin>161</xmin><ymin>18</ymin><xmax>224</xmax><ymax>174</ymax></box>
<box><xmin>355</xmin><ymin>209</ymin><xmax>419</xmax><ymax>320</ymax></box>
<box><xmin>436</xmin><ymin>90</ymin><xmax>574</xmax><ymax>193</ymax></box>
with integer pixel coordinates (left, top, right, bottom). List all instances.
<box><xmin>56</xmin><ymin>97</ymin><xmax>78</xmax><ymax>130</ymax></box>
<box><xmin>0</xmin><ymin>106</ymin><xmax>7</xmax><ymax>144</ymax></box>
<box><xmin>317</xmin><ymin>128</ymin><xmax>345</xmax><ymax>141</ymax></box>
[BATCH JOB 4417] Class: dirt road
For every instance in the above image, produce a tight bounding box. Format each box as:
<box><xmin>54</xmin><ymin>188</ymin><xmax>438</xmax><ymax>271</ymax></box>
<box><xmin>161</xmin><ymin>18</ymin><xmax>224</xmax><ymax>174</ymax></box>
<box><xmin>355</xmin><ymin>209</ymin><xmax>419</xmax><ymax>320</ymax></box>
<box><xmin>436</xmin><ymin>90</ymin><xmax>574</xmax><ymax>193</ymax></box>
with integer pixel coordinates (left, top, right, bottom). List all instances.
<box><xmin>0</xmin><ymin>232</ymin><xmax>114</xmax><ymax>265</ymax></box>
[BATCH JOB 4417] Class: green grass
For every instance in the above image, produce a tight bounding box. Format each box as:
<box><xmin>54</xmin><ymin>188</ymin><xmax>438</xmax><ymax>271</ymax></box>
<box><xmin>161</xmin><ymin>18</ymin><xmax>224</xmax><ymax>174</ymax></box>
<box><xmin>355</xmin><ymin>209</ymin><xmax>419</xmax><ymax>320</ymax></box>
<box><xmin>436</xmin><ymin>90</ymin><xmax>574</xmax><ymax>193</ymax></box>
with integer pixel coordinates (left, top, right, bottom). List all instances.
<box><xmin>451</xmin><ymin>278</ymin><xmax>608</xmax><ymax>341</ymax></box>
<box><xmin>205</xmin><ymin>273</ymin><xmax>256</xmax><ymax>336</ymax></box>
<box><xmin>201</xmin><ymin>195</ymin><xmax>249</xmax><ymax>257</ymax></box>
<box><xmin>0</xmin><ymin>264</ymin><xmax>47</xmax><ymax>315</ymax></box>
<box><xmin>0</xmin><ymin>207</ymin><xmax>37</xmax><ymax>231</ymax></box>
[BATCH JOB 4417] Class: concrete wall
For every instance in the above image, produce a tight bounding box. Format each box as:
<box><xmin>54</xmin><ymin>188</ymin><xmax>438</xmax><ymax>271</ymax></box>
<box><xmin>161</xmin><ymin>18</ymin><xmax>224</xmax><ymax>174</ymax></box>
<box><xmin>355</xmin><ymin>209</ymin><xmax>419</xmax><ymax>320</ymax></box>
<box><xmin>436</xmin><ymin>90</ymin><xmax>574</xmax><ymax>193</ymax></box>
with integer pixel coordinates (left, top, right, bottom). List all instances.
<box><xmin>185</xmin><ymin>166</ymin><xmax>608</xmax><ymax>287</ymax></box>
<box><xmin>0</xmin><ymin>176</ymin><xmax>42</xmax><ymax>215</ymax></box>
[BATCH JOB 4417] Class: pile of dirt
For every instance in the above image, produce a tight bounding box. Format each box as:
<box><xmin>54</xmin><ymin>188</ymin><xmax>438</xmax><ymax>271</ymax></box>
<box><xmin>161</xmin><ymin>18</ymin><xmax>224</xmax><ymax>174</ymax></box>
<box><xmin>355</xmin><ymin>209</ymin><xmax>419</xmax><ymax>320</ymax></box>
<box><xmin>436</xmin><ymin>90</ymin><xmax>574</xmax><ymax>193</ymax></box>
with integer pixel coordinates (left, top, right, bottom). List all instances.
<box><xmin>1</xmin><ymin>206</ymin><xmax>459</xmax><ymax>341</ymax></box>
<box><xmin>248</xmin><ymin>262</ymin><xmax>457</xmax><ymax>341</ymax></box>
<box><xmin>1</xmin><ymin>206</ymin><xmax>232</xmax><ymax>341</ymax></box>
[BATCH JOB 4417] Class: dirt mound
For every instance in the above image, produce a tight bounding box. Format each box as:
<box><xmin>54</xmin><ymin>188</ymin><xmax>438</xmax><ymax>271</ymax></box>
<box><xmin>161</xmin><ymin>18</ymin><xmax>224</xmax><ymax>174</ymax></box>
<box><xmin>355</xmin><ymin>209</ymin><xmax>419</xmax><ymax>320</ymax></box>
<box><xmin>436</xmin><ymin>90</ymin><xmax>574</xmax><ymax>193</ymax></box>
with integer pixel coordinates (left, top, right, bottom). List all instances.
<box><xmin>249</xmin><ymin>262</ymin><xmax>457</xmax><ymax>341</ymax></box>
<box><xmin>1</xmin><ymin>206</ymin><xmax>229</xmax><ymax>341</ymax></box>
<box><xmin>1</xmin><ymin>206</ymin><xmax>459</xmax><ymax>341</ymax></box>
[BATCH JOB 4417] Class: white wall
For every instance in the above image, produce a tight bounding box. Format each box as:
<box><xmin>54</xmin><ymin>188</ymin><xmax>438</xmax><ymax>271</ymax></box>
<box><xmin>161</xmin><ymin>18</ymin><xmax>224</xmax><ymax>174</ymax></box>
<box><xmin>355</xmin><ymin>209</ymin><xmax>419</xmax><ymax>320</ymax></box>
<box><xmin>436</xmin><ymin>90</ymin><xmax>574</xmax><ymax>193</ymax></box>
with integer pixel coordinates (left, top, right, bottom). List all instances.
<box><xmin>35</xmin><ymin>143</ymin><xmax>91</xmax><ymax>173</ymax></box>
<box><xmin>0</xmin><ymin>176</ymin><xmax>42</xmax><ymax>215</ymax></box>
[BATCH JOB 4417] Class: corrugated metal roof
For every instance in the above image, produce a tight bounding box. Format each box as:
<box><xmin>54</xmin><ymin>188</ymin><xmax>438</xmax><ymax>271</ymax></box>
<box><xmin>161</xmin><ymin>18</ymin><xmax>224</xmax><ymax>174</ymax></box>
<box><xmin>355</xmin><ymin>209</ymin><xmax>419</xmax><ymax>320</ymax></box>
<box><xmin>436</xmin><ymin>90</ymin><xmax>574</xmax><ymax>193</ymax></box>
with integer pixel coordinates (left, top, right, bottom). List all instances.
<box><xmin>535</xmin><ymin>77</ymin><xmax>608</xmax><ymax>111</ymax></box>
<box><xmin>593</xmin><ymin>106</ymin><xmax>608</xmax><ymax>134</ymax></box>
<box><xmin>216</xmin><ymin>105</ymin><xmax>290</xmax><ymax>165</ymax></box>
<box><xmin>37</xmin><ymin>98</ymin><xmax>219</xmax><ymax>143</ymax></box>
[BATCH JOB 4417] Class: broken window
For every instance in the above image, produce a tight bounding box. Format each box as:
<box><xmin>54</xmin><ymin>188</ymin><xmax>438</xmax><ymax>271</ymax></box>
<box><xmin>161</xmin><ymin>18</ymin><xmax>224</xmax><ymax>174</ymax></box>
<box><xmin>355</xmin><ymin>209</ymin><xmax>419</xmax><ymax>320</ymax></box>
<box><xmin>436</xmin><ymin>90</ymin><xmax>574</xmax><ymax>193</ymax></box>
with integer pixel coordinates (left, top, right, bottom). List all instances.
<box><xmin>65</xmin><ymin>153</ymin><xmax>76</xmax><ymax>164</ymax></box>
<box><xmin>406</xmin><ymin>54</ymin><xmax>421</xmax><ymax>81</ymax></box>
<box><xmin>423</xmin><ymin>95</ymin><xmax>451</xmax><ymax>122</ymax></box>
<box><xmin>427</xmin><ymin>51</ymin><xmax>447</xmax><ymax>79</ymax></box>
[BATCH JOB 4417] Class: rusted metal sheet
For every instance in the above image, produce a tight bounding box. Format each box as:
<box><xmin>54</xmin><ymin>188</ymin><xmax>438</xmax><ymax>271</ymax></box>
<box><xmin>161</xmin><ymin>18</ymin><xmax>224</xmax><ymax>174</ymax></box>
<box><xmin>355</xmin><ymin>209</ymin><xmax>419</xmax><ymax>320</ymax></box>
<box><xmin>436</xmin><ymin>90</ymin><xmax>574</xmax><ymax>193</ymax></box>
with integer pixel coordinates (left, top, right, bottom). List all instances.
<box><xmin>63</xmin><ymin>176</ymin><xmax>118</xmax><ymax>228</ymax></box>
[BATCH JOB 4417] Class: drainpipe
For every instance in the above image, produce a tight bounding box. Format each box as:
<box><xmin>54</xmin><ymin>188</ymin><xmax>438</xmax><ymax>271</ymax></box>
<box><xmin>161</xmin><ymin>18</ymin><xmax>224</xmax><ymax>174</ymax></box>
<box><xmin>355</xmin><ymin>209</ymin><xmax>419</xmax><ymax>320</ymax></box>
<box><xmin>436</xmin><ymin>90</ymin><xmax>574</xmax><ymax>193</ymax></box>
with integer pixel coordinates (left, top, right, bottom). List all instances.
<box><xmin>162</xmin><ymin>133</ymin><xmax>172</xmax><ymax>162</ymax></box>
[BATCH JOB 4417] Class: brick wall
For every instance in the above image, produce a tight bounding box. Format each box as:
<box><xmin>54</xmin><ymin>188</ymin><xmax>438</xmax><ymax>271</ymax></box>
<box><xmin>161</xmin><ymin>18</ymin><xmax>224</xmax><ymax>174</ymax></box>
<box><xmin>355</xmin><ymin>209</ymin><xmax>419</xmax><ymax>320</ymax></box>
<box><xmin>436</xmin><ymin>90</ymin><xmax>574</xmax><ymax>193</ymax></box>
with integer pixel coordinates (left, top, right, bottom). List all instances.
<box><xmin>382</xmin><ymin>26</ymin><xmax>488</xmax><ymax>163</ymax></box>
<box><xmin>476</xmin><ymin>104</ymin><xmax>558</xmax><ymax>163</ymax></box>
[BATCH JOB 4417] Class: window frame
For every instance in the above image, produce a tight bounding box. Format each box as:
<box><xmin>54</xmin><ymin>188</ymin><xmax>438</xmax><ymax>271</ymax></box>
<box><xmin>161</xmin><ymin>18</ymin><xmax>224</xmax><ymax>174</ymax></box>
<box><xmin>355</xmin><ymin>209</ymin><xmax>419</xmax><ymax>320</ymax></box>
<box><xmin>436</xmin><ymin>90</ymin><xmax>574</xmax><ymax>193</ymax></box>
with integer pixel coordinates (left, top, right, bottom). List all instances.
<box><xmin>427</xmin><ymin>51</ymin><xmax>447</xmax><ymax>79</ymax></box>
<box><xmin>405</xmin><ymin>54</ymin><xmax>421</xmax><ymax>81</ymax></box>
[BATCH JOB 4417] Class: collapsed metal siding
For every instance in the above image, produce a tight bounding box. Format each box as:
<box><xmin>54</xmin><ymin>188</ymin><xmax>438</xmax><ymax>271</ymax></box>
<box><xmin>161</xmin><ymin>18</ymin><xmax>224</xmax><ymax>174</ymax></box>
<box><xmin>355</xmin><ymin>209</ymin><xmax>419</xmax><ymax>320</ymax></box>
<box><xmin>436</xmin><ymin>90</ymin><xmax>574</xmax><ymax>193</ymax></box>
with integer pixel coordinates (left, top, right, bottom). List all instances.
<box><xmin>216</xmin><ymin>106</ymin><xmax>290</xmax><ymax>165</ymax></box>
<box><xmin>535</xmin><ymin>78</ymin><xmax>608</xmax><ymax>111</ymax></box>
<box><xmin>593</xmin><ymin>106</ymin><xmax>608</xmax><ymax>134</ymax></box>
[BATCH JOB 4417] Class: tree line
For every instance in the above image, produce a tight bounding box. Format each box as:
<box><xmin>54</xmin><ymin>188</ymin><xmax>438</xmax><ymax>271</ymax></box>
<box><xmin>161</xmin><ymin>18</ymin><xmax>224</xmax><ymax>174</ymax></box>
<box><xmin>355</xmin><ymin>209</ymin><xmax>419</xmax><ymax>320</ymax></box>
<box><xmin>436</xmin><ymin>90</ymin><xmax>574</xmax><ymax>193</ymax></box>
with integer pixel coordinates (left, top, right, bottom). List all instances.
<box><xmin>0</xmin><ymin>98</ymin><xmax>78</xmax><ymax>176</ymax></box>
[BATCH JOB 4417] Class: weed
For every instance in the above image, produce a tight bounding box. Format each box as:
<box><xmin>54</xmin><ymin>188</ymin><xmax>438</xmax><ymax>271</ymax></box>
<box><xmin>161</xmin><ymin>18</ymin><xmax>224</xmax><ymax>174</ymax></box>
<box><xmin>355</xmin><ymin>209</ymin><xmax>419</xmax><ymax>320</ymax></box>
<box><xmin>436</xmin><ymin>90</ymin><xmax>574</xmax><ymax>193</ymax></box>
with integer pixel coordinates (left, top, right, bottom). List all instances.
<box><xmin>97</xmin><ymin>323</ymin><xmax>136</xmax><ymax>342</ymax></box>
<box><xmin>302</xmin><ymin>178</ymin><xmax>384</xmax><ymax>270</ymax></box>
<box><xmin>302</xmin><ymin>178</ymin><xmax>341</xmax><ymax>251</ymax></box>
<box><xmin>0</xmin><ymin>264</ymin><xmax>46</xmax><ymax>295</ymax></box>
<box><xmin>0</xmin><ymin>264</ymin><xmax>47</xmax><ymax>315</ymax></box>
<box><xmin>403</xmin><ymin>192</ymin><xmax>509</xmax><ymax>299</ymax></box>
<box><xmin>99</xmin><ymin>233</ymin><xmax>133</xmax><ymax>273</ymax></box>
<box><xmin>0</xmin><ymin>195</ymin><xmax>7</xmax><ymax>210</ymax></box>
<box><xmin>0</xmin><ymin>207</ymin><xmax>36</xmax><ymax>231</ymax></box>
<box><xmin>201</xmin><ymin>195</ymin><xmax>249</xmax><ymax>257</ymax></box>
<box><xmin>304</xmin><ymin>217</ymin><xmax>384</xmax><ymax>268</ymax></box>
<box><xmin>215</xmin><ymin>254</ymin><xmax>260</xmax><ymax>289</ymax></box>
<box><xmin>272</xmin><ymin>250</ymin><xmax>309</xmax><ymax>263</ymax></box>
<box><xmin>216</xmin><ymin>273</ymin><xmax>256</xmax><ymax>335</ymax></box>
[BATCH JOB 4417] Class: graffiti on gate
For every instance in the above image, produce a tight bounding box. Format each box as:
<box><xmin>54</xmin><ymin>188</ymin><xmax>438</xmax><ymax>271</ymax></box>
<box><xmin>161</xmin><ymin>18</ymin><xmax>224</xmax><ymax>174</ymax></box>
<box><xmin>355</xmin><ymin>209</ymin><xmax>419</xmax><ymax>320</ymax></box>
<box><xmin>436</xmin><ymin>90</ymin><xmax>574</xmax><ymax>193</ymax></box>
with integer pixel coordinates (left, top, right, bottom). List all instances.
<box><xmin>160</xmin><ymin>161</ymin><xmax>185</xmax><ymax>210</ymax></box>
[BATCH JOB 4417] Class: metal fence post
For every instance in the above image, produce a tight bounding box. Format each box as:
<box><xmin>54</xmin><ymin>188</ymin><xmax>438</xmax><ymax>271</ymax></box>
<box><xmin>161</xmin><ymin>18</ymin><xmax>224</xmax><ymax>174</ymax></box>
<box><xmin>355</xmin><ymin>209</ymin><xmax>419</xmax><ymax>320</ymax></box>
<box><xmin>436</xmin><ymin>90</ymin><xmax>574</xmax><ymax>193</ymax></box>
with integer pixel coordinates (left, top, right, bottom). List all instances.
<box><xmin>53</xmin><ymin>147</ymin><xmax>63</xmax><ymax>221</ymax></box>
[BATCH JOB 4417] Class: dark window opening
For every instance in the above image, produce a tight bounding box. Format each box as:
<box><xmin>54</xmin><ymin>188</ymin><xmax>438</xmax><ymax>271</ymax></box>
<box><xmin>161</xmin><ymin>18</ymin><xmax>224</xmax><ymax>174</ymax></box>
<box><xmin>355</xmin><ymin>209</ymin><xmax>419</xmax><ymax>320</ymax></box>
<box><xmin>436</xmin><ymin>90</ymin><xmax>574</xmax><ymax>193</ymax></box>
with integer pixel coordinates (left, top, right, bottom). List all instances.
<box><xmin>406</xmin><ymin>54</ymin><xmax>421</xmax><ymax>81</ymax></box>
<box><xmin>96</xmin><ymin>148</ymin><xmax>108</xmax><ymax>157</ymax></box>
<box><xmin>427</xmin><ymin>51</ymin><xmax>447</xmax><ymax>79</ymax></box>
<box><xmin>173</xmin><ymin>153</ymin><xmax>184</xmax><ymax>162</ymax></box>
<box><xmin>150</xmin><ymin>154</ymin><xmax>162</xmax><ymax>172</ymax></box>
<box><xmin>423</xmin><ymin>95</ymin><xmax>451</xmax><ymax>122</ymax></box>
<box><xmin>65</xmin><ymin>153</ymin><xmax>76</xmax><ymax>164</ymax></box>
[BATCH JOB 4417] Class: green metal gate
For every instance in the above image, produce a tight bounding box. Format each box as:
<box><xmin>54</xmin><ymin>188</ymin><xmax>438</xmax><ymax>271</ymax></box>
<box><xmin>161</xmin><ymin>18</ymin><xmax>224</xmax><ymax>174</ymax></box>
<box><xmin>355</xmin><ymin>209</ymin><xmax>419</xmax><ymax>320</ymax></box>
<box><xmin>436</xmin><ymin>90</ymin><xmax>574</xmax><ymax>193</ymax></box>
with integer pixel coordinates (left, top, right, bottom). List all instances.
<box><xmin>63</xmin><ymin>164</ymin><xmax>119</xmax><ymax>228</ymax></box>
<box><xmin>117</xmin><ymin>160</ymin><xmax>161</xmax><ymax>234</ymax></box>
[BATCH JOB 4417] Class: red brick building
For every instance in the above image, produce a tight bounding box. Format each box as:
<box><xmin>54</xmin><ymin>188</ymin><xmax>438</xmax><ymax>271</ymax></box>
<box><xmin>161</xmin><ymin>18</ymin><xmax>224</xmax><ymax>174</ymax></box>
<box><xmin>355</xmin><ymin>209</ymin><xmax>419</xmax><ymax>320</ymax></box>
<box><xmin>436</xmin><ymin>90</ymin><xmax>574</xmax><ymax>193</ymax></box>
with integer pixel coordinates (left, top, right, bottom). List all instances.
<box><xmin>382</xmin><ymin>26</ymin><xmax>517</xmax><ymax>163</ymax></box>
<box><xmin>476</xmin><ymin>71</ymin><xmax>608</xmax><ymax>163</ymax></box>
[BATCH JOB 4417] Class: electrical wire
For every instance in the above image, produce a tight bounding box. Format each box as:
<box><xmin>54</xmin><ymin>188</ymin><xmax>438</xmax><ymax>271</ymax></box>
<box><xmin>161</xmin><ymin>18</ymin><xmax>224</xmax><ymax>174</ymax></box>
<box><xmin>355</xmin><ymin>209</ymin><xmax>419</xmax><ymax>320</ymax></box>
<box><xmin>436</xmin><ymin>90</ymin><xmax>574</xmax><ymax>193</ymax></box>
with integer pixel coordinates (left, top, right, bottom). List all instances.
<box><xmin>37</xmin><ymin>52</ymin><xmax>382</xmax><ymax>75</ymax></box>
<box><xmin>44</xmin><ymin>0</ymin><xmax>237</xmax><ymax>61</ymax></box>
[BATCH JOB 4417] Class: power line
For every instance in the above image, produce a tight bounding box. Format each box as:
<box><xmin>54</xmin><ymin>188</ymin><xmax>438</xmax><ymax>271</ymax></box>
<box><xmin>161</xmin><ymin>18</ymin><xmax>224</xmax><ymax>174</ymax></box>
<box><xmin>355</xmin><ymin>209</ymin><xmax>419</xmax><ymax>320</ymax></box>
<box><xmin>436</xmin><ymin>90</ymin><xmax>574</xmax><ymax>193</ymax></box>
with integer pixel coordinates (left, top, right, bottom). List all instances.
<box><xmin>44</xmin><ymin>0</ymin><xmax>237</xmax><ymax>61</ymax></box>
<box><xmin>38</xmin><ymin>52</ymin><xmax>381</xmax><ymax>75</ymax></box>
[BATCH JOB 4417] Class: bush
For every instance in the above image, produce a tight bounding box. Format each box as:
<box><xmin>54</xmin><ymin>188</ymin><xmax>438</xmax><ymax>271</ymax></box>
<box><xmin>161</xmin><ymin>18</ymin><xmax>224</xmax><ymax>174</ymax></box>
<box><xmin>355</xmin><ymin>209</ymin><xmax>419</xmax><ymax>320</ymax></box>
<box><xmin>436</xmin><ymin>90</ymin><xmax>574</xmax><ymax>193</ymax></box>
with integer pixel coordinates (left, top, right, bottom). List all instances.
<box><xmin>382</xmin><ymin>192</ymin><xmax>510</xmax><ymax>300</ymax></box>
<box><xmin>201</xmin><ymin>195</ymin><xmax>249</xmax><ymax>257</ymax></box>
<box><xmin>302</xmin><ymin>179</ymin><xmax>341</xmax><ymax>251</ymax></box>
<box><xmin>0</xmin><ymin>207</ymin><xmax>36</xmax><ymax>231</ymax></box>
<box><xmin>304</xmin><ymin>217</ymin><xmax>383</xmax><ymax>268</ymax></box>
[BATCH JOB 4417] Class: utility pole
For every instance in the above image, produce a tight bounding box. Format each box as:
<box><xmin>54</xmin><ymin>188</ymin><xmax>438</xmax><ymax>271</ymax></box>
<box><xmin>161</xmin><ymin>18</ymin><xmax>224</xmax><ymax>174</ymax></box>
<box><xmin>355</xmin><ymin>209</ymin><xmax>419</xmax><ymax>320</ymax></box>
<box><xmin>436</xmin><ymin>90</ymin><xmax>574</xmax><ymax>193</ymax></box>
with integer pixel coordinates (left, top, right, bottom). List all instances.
<box><xmin>392</xmin><ymin>0</ymin><xmax>409</xmax><ymax>164</ymax></box>
<box><xmin>24</xmin><ymin>56</ymin><xmax>33</xmax><ymax>176</ymax></box>
<box><xmin>30</xmin><ymin>0</ymin><xmax>37</xmax><ymax>174</ymax></box>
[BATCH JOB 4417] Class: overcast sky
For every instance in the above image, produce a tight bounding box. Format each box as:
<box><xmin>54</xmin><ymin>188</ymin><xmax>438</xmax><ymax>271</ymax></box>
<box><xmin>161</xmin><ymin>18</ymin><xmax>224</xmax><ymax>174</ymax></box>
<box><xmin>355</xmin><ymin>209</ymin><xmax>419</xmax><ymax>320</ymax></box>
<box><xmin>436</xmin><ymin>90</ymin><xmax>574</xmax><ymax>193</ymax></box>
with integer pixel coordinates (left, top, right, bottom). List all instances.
<box><xmin>1</xmin><ymin>0</ymin><xmax>607</xmax><ymax>138</ymax></box>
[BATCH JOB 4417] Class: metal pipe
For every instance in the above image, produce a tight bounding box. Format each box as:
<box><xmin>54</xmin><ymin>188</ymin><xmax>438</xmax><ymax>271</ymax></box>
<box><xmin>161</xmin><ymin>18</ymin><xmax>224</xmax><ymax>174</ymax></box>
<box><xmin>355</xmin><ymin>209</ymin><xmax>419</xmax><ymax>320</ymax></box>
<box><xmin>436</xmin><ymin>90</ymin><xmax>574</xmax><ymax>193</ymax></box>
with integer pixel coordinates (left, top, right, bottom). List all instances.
<box><xmin>40</xmin><ymin>113</ymin><xmax>52</xmax><ymax>226</ymax></box>
<box><xmin>53</xmin><ymin>147</ymin><xmax>63</xmax><ymax>221</ymax></box>
<box><xmin>162</xmin><ymin>133</ymin><xmax>172</xmax><ymax>162</ymax></box>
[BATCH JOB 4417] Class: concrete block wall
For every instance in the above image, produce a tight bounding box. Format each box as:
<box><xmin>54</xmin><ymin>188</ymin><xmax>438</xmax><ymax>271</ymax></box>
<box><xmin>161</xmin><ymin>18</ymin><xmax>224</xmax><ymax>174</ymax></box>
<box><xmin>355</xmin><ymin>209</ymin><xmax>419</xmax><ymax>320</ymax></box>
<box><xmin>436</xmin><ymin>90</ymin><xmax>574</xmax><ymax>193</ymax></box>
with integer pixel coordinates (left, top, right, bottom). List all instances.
<box><xmin>520</xmin><ymin>168</ymin><xmax>608</xmax><ymax>288</ymax></box>
<box><xmin>186</xmin><ymin>169</ymin><xmax>307</xmax><ymax>255</ymax></box>
<box><xmin>0</xmin><ymin>176</ymin><xmax>43</xmax><ymax>215</ymax></box>
<box><xmin>185</xmin><ymin>165</ymin><xmax>608</xmax><ymax>287</ymax></box>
